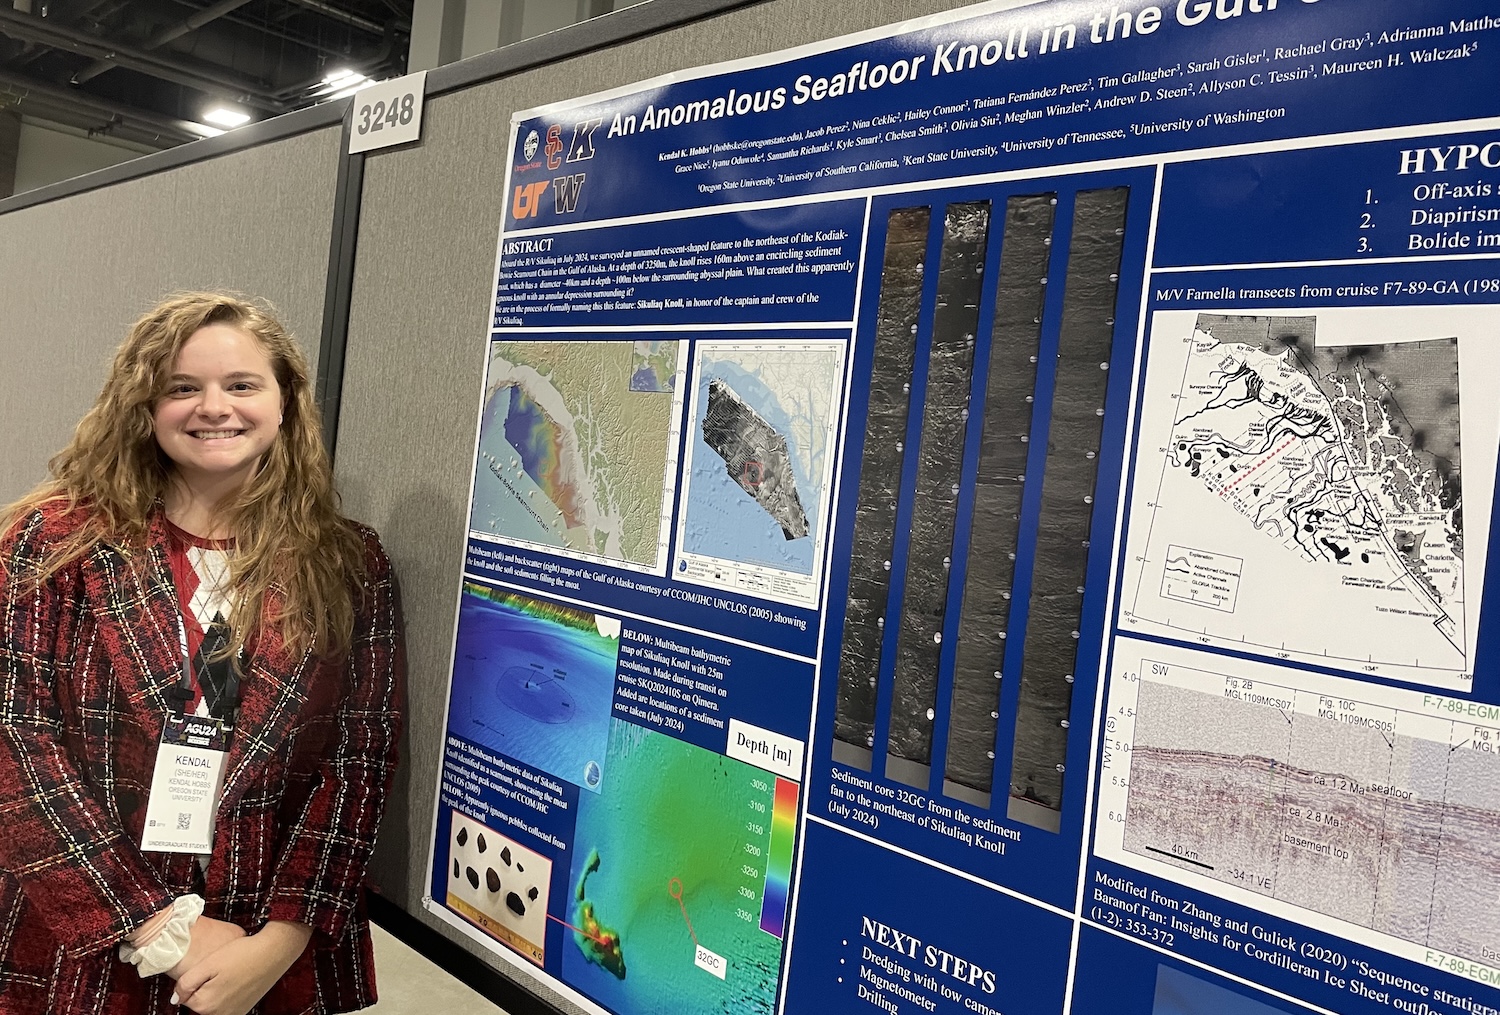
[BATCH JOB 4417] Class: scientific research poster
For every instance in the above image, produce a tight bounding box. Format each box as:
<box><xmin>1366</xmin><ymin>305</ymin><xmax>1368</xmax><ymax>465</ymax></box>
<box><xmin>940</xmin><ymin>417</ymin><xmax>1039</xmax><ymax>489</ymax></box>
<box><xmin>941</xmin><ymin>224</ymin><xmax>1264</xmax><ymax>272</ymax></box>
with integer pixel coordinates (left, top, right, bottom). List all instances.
<box><xmin>426</xmin><ymin>2</ymin><xmax>1500</xmax><ymax>1014</ymax></box>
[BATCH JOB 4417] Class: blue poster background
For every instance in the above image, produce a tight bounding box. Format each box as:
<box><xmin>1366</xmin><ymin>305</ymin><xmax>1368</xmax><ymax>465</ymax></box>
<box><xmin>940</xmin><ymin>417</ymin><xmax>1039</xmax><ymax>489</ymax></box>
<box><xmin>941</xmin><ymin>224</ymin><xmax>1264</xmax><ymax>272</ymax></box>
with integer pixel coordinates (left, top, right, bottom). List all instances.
<box><xmin>428</xmin><ymin>2</ymin><xmax>1500</xmax><ymax>1014</ymax></box>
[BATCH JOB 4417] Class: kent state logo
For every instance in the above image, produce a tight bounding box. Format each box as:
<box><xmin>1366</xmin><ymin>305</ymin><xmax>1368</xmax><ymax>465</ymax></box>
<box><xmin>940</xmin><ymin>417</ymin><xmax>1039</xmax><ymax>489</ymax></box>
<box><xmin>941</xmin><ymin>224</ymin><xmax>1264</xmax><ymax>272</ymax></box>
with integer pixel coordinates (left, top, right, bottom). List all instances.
<box><xmin>511</xmin><ymin>118</ymin><xmax>602</xmax><ymax>221</ymax></box>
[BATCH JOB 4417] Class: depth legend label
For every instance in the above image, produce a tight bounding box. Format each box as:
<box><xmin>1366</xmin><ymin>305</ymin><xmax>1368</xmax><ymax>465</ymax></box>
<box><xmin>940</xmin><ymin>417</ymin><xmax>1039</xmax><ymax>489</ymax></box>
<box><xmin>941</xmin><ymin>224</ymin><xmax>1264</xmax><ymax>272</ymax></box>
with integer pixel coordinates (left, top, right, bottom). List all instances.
<box><xmin>760</xmin><ymin>777</ymin><xmax>799</xmax><ymax>938</ymax></box>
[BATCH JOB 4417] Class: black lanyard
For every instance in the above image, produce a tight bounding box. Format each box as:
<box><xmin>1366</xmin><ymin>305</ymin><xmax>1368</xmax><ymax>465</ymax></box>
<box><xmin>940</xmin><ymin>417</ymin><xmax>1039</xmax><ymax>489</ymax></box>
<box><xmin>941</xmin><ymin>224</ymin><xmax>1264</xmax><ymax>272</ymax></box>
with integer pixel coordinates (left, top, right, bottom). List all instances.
<box><xmin>167</xmin><ymin>612</ymin><xmax>242</xmax><ymax>725</ymax></box>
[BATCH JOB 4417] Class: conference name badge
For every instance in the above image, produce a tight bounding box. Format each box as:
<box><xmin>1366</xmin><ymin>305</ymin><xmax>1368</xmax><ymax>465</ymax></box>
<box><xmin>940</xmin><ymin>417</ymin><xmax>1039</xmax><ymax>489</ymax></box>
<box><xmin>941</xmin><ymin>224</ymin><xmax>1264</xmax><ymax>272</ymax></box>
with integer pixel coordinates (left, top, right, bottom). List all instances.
<box><xmin>140</xmin><ymin>714</ymin><xmax>230</xmax><ymax>854</ymax></box>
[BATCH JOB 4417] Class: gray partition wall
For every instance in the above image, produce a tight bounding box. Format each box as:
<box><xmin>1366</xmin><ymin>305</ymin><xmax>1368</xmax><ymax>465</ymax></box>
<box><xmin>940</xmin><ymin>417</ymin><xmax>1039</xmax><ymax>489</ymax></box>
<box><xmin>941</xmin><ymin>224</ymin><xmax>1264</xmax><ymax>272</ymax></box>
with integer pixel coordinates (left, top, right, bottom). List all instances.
<box><xmin>332</xmin><ymin>0</ymin><xmax>1022</xmax><ymax>1008</ymax></box>
<box><xmin>0</xmin><ymin>123</ymin><xmax>343</xmax><ymax>502</ymax></box>
<box><xmin>0</xmin><ymin>1</ymin><xmax>1036</xmax><ymax>1010</ymax></box>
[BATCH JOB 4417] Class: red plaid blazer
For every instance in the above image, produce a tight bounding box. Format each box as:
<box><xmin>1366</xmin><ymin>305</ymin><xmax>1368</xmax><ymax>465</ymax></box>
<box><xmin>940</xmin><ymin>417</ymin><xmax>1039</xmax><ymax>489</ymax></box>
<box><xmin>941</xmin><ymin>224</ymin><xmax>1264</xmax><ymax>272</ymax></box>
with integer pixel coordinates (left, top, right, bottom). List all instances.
<box><xmin>0</xmin><ymin>504</ymin><xmax>405</xmax><ymax>1014</ymax></box>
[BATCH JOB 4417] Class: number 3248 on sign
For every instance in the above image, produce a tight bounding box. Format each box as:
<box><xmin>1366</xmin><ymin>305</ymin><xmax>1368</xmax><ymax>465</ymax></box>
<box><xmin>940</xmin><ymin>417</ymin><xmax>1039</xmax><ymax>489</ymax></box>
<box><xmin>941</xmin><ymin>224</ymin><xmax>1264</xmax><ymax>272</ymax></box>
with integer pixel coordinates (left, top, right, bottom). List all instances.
<box><xmin>349</xmin><ymin>70</ymin><xmax>427</xmax><ymax>154</ymax></box>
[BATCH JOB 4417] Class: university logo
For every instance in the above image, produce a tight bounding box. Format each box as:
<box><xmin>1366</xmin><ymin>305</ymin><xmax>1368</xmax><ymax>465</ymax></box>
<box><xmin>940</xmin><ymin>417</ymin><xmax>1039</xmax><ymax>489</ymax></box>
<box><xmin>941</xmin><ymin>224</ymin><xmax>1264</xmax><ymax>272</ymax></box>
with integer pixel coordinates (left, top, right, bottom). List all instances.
<box><xmin>544</xmin><ymin>125</ymin><xmax>564</xmax><ymax>170</ymax></box>
<box><xmin>512</xmin><ymin>179</ymin><xmax>550</xmax><ymax>219</ymax></box>
<box><xmin>514</xmin><ymin>119</ymin><xmax>603</xmax><ymax>219</ymax></box>
<box><xmin>553</xmin><ymin>173</ymin><xmax>585</xmax><ymax>215</ymax></box>
<box><xmin>566</xmin><ymin>118</ymin><xmax>602</xmax><ymax>163</ymax></box>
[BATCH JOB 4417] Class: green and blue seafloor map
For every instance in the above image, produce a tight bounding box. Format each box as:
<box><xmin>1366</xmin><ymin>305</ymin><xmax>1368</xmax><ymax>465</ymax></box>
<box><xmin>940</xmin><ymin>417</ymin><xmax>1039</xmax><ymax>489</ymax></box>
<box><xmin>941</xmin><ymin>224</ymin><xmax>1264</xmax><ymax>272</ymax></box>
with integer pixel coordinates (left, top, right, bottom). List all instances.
<box><xmin>469</xmin><ymin>341</ymin><xmax>681</xmax><ymax>569</ymax></box>
<box><xmin>449</xmin><ymin>586</ymin><xmax>618</xmax><ymax>792</ymax></box>
<box><xmin>472</xmin><ymin>378</ymin><xmax>578</xmax><ymax>548</ymax></box>
<box><xmin>680</xmin><ymin>346</ymin><xmax>841</xmax><ymax>576</ymax></box>
<box><xmin>563</xmin><ymin>719</ymin><xmax>783</xmax><ymax>1015</ymax></box>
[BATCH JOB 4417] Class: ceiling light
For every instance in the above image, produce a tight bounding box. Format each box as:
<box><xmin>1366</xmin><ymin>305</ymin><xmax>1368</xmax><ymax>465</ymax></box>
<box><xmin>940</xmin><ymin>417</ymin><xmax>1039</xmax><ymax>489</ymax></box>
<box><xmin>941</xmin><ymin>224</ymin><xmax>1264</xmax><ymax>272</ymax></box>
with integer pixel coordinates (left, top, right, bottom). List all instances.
<box><xmin>202</xmin><ymin>107</ymin><xmax>250</xmax><ymax>128</ymax></box>
<box><xmin>315</xmin><ymin>71</ymin><xmax>375</xmax><ymax>101</ymax></box>
<box><xmin>325</xmin><ymin>81</ymin><xmax>370</xmax><ymax>100</ymax></box>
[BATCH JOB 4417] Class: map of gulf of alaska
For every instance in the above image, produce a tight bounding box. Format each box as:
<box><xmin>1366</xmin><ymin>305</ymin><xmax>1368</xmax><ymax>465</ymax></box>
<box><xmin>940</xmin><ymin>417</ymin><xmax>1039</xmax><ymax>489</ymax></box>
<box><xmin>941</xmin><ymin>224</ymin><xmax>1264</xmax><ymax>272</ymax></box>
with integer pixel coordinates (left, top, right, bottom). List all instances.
<box><xmin>470</xmin><ymin>340</ymin><xmax>683</xmax><ymax>570</ymax></box>
<box><xmin>1123</xmin><ymin>310</ymin><xmax>1477</xmax><ymax>682</ymax></box>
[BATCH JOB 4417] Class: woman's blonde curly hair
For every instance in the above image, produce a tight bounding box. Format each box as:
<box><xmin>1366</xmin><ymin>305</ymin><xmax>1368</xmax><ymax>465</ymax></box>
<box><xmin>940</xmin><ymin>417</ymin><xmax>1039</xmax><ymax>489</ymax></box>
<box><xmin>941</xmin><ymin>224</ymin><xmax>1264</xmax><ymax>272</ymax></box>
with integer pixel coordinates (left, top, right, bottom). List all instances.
<box><xmin>1</xmin><ymin>292</ymin><xmax>366</xmax><ymax>659</ymax></box>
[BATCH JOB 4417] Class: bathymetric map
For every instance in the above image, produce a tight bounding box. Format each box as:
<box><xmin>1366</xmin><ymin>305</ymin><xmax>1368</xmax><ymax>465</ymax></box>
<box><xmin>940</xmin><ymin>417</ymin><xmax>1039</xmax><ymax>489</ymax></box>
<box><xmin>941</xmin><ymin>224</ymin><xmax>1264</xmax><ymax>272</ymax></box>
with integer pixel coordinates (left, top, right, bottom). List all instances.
<box><xmin>1119</xmin><ymin>308</ymin><xmax>1494</xmax><ymax>687</ymax></box>
<box><xmin>469</xmin><ymin>339</ymin><xmax>688</xmax><ymax>574</ymax></box>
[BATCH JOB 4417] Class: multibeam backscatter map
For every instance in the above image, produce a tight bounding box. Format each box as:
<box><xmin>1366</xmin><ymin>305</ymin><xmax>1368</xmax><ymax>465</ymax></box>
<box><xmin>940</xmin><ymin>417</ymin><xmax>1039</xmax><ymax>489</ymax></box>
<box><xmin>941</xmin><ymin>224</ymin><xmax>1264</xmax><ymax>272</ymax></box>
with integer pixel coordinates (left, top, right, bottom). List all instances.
<box><xmin>676</xmin><ymin>341</ymin><xmax>844</xmax><ymax>606</ymax></box>
<box><xmin>470</xmin><ymin>340</ymin><xmax>686</xmax><ymax>572</ymax></box>
<box><xmin>701</xmin><ymin>379</ymin><xmax>809</xmax><ymax>540</ymax></box>
<box><xmin>1120</xmin><ymin>308</ymin><xmax>1496</xmax><ymax>687</ymax></box>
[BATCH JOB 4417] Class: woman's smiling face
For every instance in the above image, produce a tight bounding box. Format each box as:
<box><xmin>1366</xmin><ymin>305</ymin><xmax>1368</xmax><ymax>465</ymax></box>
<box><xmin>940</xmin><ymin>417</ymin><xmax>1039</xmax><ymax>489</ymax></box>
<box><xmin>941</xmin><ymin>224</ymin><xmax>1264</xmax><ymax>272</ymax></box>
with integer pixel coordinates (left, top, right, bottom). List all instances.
<box><xmin>152</xmin><ymin>323</ymin><xmax>283</xmax><ymax>492</ymax></box>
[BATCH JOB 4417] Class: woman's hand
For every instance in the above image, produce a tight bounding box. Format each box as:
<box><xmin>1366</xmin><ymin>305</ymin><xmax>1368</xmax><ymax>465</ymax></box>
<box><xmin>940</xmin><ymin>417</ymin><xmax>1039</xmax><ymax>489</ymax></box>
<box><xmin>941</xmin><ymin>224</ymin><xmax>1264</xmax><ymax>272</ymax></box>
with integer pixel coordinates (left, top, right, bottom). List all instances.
<box><xmin>171</xmin><ymin>920</ymin><xmax>313</xmax><ymax>1015</ymax></box>
<box><xmin>166</xmin><ymin>916</ymin><xmax>246</xmax><ymax>981</ymax></box>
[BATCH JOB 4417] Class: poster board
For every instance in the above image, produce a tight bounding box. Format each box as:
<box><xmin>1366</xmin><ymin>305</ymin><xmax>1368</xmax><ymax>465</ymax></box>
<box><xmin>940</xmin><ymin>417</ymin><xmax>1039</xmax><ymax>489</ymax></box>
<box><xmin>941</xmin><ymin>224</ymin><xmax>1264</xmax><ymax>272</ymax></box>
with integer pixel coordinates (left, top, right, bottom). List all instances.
<box><xmin>425</xmin><ymin>2</ymin><xmax>1500</xmax><ymax>1013</ymax></box>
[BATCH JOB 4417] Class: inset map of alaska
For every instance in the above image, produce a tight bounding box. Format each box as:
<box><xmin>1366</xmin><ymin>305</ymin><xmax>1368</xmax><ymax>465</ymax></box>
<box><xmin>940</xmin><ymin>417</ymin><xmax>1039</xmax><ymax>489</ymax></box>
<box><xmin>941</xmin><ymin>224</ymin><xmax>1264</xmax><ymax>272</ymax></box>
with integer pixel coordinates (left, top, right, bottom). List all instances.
<box><xmin>1121</xmin><ymin>308</ymin><xmax>1494</xmax><ymax>687</ymax></box>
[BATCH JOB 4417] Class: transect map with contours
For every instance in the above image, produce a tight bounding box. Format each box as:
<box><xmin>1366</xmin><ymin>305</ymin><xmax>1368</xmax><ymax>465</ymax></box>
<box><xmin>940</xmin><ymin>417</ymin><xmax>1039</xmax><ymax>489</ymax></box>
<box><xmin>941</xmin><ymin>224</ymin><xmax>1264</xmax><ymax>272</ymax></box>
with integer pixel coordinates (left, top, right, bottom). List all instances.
<box><xmin>470</xmin><ymin>340</ymin><xmax>687</xmax><ymax>573</ymax></box>
<box><xmin>1121</xmin><ymin>311</ymin><xmax>1472</xmax><ymax>685</ymax></box>
<box><xmin>1096</xmin><ymin>646</ymin><xmax>1500</xmax><ymax>973</ymax></box>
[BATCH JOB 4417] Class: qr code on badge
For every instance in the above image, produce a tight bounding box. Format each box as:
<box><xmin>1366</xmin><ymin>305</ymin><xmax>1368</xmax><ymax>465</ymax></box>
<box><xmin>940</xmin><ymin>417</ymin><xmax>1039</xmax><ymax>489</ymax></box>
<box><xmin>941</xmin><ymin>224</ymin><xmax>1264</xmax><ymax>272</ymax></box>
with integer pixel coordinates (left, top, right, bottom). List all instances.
<box><xmin>176</xmin><ymin>812</ymin><xmax>192</xmax><ymax>831</ymax></box>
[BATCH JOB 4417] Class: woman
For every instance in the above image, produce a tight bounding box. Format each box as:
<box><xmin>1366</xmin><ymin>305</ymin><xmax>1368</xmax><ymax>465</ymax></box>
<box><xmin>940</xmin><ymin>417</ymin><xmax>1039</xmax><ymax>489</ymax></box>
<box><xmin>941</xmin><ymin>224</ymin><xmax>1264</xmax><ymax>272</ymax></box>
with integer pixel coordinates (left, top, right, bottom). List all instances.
<box><xmin>0</xmin><ymin>293</ymin><xmax>405</xmax><ymax>1014</ymax></box>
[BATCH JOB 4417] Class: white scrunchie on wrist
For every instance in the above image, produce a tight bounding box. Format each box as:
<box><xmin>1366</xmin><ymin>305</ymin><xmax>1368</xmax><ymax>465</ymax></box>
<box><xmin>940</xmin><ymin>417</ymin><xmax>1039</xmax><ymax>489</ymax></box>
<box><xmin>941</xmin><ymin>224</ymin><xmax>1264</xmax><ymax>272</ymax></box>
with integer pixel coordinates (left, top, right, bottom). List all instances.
<box><xmin>118</xmin><ymin>894</ymin><xmax>205</xmax><ymax>977</ymax></box>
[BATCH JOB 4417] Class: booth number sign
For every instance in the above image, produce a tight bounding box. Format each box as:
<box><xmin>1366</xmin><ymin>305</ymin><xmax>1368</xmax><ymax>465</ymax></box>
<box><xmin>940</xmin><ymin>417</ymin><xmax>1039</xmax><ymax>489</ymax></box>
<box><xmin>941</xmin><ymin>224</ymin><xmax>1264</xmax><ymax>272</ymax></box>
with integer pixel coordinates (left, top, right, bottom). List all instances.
<box><xmin>349</xmin><ymin>71</ymin><xmax>427</xmax><ymax>154</ymax></box>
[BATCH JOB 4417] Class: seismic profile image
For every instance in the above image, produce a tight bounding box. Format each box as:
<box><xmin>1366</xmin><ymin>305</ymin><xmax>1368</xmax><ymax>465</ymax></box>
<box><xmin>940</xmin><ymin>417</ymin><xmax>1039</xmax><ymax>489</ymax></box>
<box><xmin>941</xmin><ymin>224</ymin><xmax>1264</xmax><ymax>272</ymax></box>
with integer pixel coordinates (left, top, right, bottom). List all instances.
<box><xmin>1153</xmin><ymin>965</ymin><xmax>1287</xmax><ymax>1015</ymax></box>
<box><xmin>561</xmin><ymin>720</ymin><xmax>783</xmax><ymax>1015</ymax></box>
<box><xmin>1122</xmin><ymin>309</ymin><xmax>1479</xmax><ymax>680</ymax></box>
<box><xmin>470</xmin><ymin>339</ymin><xmax>682</xmax><ymax>569</ymax></box>
<box><xmin>1122</xmin><ymin>664</ymin><xmax>1500</xmax><ymax>964</ymax></box>
<box><xmin>448</xmin><ymin>585</ymin><xmax>619</xmax><ymax>791</ymax></box>
<box><xmin>680</xmin><ymin>344</ymin><xmax>842</xmax><ymax>576</ymax></box>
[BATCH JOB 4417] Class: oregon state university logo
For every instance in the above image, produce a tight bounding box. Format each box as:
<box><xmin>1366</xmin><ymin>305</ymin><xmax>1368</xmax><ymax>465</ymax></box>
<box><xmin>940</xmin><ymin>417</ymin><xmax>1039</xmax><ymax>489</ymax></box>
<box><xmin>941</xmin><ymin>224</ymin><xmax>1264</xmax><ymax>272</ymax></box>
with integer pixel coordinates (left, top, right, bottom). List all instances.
<box><xmin>512</xmin><ymin>118</ymin><xmax>602</xmax><ymax>220</ymax></box>
<box><xmin>513</xmin><ymin>128</ymin><xmax>544</xmax><ymax>174</ymax></box>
